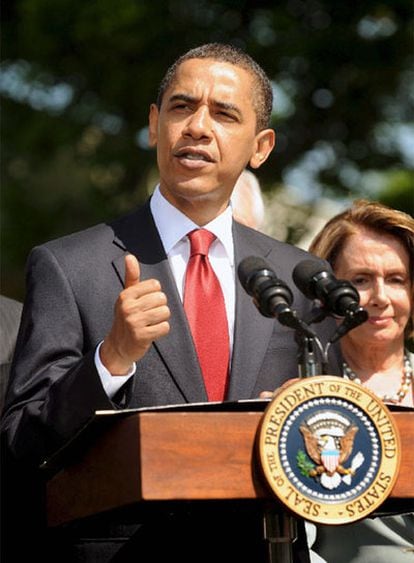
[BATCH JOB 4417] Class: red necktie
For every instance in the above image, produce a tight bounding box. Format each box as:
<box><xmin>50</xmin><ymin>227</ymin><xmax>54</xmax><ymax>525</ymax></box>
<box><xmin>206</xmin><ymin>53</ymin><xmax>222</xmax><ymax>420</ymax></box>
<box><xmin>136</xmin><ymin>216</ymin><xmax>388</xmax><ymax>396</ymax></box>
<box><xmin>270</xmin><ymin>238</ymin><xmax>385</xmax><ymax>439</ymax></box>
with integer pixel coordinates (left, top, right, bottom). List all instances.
<box><xmin>184</xmin><ymin>229</ymin><xmax>230</xmax><ymax>402</ymax></box>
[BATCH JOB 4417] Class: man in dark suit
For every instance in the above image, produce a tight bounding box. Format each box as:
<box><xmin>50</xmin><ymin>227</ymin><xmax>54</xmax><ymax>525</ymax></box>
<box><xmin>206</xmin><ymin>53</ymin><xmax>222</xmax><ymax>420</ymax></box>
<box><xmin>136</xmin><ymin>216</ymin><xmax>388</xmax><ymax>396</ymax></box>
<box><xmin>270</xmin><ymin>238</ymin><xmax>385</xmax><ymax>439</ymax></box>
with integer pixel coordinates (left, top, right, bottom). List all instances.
<box><xmin>1</xmin><ymin>43</ymin><xmax>340</xmax><ymax>562</ymax></box>
<box><xmin>0</xmin><ymin>295</ymin><xmax>23</xmax><ymax>414</ymax></box>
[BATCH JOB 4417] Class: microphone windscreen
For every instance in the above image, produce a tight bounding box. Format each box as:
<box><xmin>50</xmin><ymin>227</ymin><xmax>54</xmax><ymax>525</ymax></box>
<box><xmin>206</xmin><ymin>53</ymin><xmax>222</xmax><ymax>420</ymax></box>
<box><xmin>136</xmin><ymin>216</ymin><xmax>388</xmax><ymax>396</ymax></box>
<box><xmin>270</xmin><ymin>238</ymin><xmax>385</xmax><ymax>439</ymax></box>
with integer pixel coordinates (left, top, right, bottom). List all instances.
<box><xmin>237</xmin><ymin>256</ymin><xmax>271</xmax><ymax>291</ymax></box>
<box><xmin>292</xmin><ymin>259</ymin><xmax>326</xmax><ymax>298</ymax></box>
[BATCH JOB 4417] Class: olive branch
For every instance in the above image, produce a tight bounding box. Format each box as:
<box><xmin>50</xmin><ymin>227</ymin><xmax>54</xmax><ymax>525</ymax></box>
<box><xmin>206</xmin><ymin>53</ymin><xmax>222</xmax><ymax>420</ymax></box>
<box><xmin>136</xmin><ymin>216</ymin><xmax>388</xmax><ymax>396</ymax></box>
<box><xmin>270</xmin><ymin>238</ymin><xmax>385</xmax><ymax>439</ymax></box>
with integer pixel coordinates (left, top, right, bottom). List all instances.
<box><xmin>296</xmin><ymin>449</ymin><xmax>315</xmax><ymax>477</ymax></box>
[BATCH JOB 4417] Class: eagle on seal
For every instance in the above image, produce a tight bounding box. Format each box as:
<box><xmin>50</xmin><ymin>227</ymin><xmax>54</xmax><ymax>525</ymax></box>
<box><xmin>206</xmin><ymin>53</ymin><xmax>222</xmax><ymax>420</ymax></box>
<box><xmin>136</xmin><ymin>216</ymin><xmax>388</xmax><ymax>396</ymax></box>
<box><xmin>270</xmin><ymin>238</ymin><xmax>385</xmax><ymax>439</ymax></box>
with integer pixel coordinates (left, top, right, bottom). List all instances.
<box><xmin>300</xmin><ymin>423</ymin><xmax>359</xmax><ymax>478</ymax></box>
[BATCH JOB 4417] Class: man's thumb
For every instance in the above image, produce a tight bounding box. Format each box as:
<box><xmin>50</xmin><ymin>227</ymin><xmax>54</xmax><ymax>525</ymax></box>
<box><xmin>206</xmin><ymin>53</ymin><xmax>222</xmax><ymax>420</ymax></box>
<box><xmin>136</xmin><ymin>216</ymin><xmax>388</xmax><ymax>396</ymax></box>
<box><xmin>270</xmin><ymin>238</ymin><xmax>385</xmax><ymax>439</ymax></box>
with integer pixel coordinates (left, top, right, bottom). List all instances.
<box><xmin>124</xmin><ymin>254</ymin><xmax>140</xmax><ymax>288</ymax></box>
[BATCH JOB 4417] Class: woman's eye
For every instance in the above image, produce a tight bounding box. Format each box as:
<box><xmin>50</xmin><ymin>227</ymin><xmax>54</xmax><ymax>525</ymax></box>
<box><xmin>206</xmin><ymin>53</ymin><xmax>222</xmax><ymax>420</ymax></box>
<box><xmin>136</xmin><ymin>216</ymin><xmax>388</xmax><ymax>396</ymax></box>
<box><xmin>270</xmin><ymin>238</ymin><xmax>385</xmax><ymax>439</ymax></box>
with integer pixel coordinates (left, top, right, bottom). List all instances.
<box><xmin>352</xmin><ymin>276</ymin><xmax>368</xmax><ymax>286</ymax></box>
<box><xmin>389</xmin><ymin>276</ymin><xmax>406</xmax><ymax>285</ymax></box>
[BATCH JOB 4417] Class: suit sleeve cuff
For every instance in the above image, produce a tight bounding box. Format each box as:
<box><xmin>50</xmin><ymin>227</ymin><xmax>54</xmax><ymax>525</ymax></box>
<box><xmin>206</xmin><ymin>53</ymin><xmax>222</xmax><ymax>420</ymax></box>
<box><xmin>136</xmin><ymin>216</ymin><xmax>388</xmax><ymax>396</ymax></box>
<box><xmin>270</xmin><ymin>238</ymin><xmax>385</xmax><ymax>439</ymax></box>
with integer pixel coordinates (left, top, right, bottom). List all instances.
<box><xmin>94</xmin><ymin>341</ymin><xmax>136</xmax><ymax>398</ymax></box>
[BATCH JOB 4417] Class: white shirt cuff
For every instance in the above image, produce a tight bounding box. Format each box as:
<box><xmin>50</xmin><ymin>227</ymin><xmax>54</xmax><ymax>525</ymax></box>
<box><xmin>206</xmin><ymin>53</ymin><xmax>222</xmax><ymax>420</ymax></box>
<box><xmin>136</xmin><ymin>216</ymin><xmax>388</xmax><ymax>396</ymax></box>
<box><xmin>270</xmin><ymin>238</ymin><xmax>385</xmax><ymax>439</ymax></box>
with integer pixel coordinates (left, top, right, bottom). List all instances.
<box><xmin>94</xmin><ymin>341</ymin><xmax>136</xmax><ymax>398</ymax></box>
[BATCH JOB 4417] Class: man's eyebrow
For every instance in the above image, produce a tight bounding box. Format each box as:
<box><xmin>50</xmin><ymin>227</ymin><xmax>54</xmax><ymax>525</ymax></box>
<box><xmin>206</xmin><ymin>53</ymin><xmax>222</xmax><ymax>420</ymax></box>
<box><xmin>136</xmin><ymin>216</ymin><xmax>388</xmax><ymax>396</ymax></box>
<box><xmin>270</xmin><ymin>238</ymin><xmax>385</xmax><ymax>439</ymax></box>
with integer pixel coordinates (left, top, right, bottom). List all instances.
<box><xmin>168</xmin><ymin>93</ymin><xmax>198</xmax><ymax>105</ymax></box>
<box><xmin>213</xmin><ymin>100</ymin><xmax>243</xmax><ymax>118</ymax></box>
<box><xmin>167</xmin><ymin>94</ymin><xmax>243</xmax><ymax>118</ymax></box>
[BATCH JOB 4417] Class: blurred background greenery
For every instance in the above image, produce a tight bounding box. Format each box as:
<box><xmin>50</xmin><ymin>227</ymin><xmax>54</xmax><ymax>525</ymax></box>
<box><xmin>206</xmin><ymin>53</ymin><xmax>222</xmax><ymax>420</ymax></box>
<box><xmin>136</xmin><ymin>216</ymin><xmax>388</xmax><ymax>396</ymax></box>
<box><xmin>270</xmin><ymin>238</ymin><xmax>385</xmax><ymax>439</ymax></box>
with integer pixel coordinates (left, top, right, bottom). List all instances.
<box><xmin>1</xmin><ymin>0</ymin><xmax>413</xmax><ymax>300</ymax></box>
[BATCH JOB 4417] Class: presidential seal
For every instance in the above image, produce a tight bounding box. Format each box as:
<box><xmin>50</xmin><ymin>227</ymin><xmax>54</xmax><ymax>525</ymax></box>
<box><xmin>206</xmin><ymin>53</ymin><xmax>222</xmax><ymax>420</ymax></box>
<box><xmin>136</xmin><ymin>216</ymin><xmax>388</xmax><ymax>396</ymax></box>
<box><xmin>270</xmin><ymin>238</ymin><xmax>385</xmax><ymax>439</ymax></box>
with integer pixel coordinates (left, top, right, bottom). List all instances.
<box><xmin>258</xmin><ymin>376</ymin><xmax>401</xmax><ymax>525</ymax></box>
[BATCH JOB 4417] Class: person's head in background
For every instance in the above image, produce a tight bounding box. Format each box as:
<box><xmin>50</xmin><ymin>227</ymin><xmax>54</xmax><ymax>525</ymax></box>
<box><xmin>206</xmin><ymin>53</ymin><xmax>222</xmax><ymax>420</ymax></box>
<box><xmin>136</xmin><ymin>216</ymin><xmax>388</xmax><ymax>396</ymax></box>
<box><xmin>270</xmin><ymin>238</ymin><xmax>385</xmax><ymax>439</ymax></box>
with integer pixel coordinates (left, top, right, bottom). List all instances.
<box><xmin>231</xmin><ymin>169</ymin><xmax>265</xmax><ymax>230</ymax></box>
<box><xmin>309</xmin><ymin>199</ymin><xmax>414</xmax><ymax>351</ymax></box>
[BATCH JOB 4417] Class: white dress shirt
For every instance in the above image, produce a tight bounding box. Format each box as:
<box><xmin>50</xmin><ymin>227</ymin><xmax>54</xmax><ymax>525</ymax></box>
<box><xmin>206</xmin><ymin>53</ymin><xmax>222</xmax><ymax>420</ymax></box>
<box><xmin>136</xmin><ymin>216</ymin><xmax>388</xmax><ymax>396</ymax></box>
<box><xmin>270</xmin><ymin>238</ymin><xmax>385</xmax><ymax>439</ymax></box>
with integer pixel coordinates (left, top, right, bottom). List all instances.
<box><xmin>96</xmin><ymin>186</ymin><xmax>236</xmax><ymax>398</ymax></box>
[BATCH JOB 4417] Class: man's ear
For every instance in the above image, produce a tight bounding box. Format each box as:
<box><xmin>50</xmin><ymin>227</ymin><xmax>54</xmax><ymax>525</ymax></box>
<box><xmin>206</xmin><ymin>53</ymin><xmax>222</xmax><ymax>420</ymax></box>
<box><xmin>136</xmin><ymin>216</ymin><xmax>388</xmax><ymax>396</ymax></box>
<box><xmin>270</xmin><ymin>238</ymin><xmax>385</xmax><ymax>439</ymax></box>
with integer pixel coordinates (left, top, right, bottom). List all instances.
<box><xmin>148</xmin><ymin>104</ymin><xmax>159</xmax><ymax>147</ymax></box>
<box><xmin>249</xmin><ymin>129</ymin><xmax>276</xmax><ymax>169</ymax></box>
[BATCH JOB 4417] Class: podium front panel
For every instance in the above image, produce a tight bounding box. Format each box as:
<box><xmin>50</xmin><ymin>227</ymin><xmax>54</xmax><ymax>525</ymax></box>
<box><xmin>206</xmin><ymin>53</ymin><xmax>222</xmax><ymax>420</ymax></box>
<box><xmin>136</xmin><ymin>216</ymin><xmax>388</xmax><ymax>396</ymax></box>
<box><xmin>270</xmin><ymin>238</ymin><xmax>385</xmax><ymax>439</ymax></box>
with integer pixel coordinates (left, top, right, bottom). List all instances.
<box><xmin>46</xmin><ymin>410</ymin><xmax>413</xmax><ymax>527</ymax></box>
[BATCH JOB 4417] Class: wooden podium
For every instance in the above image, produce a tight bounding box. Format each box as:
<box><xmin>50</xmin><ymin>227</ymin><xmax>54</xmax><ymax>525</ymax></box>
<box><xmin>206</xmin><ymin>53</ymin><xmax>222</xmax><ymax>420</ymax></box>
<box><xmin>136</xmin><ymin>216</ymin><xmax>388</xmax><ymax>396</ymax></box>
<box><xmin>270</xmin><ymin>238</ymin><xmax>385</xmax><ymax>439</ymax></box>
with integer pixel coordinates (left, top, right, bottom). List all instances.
<box><xmin>46</xmin><ymin>407</ymin><xmax>414</xmax><ymax>528</ymax></box>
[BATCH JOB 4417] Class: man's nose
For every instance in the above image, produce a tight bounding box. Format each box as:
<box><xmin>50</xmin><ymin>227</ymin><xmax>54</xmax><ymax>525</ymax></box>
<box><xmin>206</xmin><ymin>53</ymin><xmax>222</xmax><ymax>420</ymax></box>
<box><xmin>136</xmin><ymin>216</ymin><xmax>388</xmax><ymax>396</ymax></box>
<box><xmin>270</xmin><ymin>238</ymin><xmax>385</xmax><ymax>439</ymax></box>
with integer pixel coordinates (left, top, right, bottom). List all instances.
<box><xmin>183</xmin><ymin>106</ymin><xmax>212</xmax><ymax>139</ymax></box>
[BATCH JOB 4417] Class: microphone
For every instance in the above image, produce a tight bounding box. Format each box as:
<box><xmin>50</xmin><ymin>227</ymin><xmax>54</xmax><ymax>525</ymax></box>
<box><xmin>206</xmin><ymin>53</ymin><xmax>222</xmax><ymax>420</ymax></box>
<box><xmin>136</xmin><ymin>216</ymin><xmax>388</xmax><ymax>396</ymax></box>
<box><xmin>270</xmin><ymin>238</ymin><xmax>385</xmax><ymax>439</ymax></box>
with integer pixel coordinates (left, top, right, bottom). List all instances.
<box><xmin>237</xmin><ymin>256</ymin><xmax>316</xmax><ymax>336</ymax></box>
<box><xmin>238</xmin><ymin>256</ymin><xmax>325</xmax><ymax>374</ymax></box>
<box><xmin>292</xmin><ymin>259</ymin><xmax>368</xmax><ymax>324</ymax></box>
<box><xmin>238</xmin><ymin>256</ymin><xmax>292</xmax><ymax>318</ymax></box>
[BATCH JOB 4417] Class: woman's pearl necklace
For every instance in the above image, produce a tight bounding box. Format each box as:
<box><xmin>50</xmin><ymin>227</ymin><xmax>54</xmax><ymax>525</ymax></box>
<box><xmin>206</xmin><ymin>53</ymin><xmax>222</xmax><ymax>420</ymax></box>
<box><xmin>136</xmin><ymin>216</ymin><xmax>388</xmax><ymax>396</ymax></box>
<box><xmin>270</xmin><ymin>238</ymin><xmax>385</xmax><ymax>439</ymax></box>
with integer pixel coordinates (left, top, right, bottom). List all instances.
<box><xmin>342</xmin><ymin>353</ymin><xmax>413</xmax><ymax>404</ymax></box>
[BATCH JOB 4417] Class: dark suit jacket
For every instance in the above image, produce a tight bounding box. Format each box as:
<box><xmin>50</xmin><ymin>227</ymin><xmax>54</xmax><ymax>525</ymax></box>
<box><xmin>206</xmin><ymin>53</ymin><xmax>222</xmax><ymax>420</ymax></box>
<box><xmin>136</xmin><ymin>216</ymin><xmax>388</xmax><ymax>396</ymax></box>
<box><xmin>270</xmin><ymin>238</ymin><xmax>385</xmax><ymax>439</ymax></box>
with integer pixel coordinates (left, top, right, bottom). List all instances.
<box><xmin>1</xmin><ymin>200</ymin><xmax>341</xmax><ymax>562</ymax></box>
<box><xmin>0</xmin><ymin>296</ymin><xmax>23</xmax><ymax>414</ymax></box>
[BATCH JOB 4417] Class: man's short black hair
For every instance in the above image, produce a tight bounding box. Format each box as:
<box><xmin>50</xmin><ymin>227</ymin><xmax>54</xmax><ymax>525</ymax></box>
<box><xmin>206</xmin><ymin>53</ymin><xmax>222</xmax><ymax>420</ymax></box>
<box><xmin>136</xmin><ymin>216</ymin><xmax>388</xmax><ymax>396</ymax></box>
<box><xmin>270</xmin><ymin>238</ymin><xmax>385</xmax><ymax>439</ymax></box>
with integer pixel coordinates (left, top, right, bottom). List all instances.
<box><xmin>156</xmin><ymin>43</ymin><xmax>273</xmax><ymax>132</ymax></box>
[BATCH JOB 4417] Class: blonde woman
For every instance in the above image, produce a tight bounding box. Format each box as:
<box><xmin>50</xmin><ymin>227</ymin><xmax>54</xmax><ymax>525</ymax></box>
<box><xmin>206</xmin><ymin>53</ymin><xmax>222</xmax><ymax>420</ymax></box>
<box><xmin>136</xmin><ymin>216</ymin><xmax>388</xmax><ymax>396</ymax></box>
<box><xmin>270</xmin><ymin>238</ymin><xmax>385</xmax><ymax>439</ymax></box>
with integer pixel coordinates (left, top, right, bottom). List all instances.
<box><xmin>308</xmin><ymin>199</ymin><xmax>414</xmax><ymax>563</ymax></box>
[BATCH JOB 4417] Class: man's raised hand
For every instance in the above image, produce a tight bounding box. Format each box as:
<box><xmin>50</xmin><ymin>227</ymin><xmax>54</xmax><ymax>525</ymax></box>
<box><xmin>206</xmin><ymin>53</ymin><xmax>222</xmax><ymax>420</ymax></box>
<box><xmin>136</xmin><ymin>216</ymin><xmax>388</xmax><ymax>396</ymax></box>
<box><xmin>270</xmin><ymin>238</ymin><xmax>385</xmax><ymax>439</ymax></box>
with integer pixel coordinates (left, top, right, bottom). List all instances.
<box><xmin>100</xmin><ymin>254</ymin><xmax>170</xmax><ymax>375</ymax></box>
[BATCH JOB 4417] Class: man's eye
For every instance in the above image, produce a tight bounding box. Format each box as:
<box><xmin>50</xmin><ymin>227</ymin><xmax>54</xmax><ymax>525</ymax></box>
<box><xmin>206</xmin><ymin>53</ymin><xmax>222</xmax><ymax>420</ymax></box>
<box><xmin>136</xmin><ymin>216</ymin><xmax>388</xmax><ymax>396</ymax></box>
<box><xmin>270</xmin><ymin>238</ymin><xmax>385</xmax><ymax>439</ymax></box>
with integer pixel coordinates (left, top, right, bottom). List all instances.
<box><xmin>217</xmin><ymin>111</ymin><xmax>237</xmax><ymax>122</ymax></box>
<box><xmin>169</xmin><ymin>101</ymin><xmax>193</xmax><ymax>112</ymax></box>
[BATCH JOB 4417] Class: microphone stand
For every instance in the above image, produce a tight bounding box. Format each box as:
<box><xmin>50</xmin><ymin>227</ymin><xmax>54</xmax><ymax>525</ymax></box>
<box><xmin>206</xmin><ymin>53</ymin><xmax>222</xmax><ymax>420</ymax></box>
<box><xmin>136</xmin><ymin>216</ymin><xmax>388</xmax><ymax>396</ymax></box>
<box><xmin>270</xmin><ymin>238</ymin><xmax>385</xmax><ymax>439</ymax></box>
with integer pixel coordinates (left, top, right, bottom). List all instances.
<box><xmin>263</xmin><ymin>503</ymin><xmax>298</xmax><ymax>563</ymax></box>
<box><xmin>296</xmin><ymin>334</ymin><xmax>321</xmax><ymax>377</ymax></box>
<box><xmin>294</xmin><ymin>326</ymin><xmax>328</xmax><ymax>377</ymax></box>
<box><xmin>239</xmin><ymin>264</ymin><xmax>368</xmax><ymax>562</ymax></box>
<box><xmin>262</xmin><ymin>321</ymin><xmax>325</xmax><ymax>563</ymax></box>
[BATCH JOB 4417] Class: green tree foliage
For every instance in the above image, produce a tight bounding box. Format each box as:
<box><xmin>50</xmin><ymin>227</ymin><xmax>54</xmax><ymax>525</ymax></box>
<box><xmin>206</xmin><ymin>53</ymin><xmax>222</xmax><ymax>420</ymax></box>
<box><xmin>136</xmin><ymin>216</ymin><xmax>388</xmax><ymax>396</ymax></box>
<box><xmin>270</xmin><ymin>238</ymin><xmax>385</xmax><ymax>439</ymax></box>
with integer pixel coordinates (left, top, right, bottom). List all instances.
<box><xmin>1</xmin><ymin>0</ymin><xmax>413</xmax><ymax>298</ymax></box>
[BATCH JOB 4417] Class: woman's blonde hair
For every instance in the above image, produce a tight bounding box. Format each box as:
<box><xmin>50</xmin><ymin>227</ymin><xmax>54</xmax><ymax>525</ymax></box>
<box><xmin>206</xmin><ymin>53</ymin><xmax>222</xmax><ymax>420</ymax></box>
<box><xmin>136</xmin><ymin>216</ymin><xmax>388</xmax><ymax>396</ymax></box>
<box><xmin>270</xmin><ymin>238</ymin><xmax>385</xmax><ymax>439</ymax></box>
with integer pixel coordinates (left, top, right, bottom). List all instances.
<box><xmin>309</xmin><ymin>199</ymin><xmax>414</xmax><ymax>341</ymax></box>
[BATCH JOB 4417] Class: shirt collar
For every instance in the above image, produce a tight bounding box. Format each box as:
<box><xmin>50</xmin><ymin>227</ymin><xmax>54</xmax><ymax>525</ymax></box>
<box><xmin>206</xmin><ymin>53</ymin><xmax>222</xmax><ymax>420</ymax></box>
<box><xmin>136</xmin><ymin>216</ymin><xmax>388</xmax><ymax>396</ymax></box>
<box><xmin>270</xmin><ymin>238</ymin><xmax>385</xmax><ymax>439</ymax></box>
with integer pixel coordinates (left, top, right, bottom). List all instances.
<box><xmin>150</xmin><ymin>185</ymin><xmax>234</xmax><ymax>265</ymax></box>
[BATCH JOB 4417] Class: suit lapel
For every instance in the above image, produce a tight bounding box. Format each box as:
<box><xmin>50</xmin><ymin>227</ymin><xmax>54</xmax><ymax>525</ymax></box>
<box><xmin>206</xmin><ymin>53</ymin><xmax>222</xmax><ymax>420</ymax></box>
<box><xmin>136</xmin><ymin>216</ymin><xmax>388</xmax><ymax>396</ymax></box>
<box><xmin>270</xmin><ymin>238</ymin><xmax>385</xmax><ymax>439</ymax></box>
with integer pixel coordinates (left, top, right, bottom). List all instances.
<box><xmin>110</xmin><ymin>202</ymin><xmax>207</xmax><ymax>403</ymax></box>
<box><xmin>226</xmin><ymin>224</ymin><xmax>276</xmax><ymax>400</ymax></box>
<box><xmin>143</xmin><ymin>259</ymin><xmax>208</xmax><ymax>402</ymax></box>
